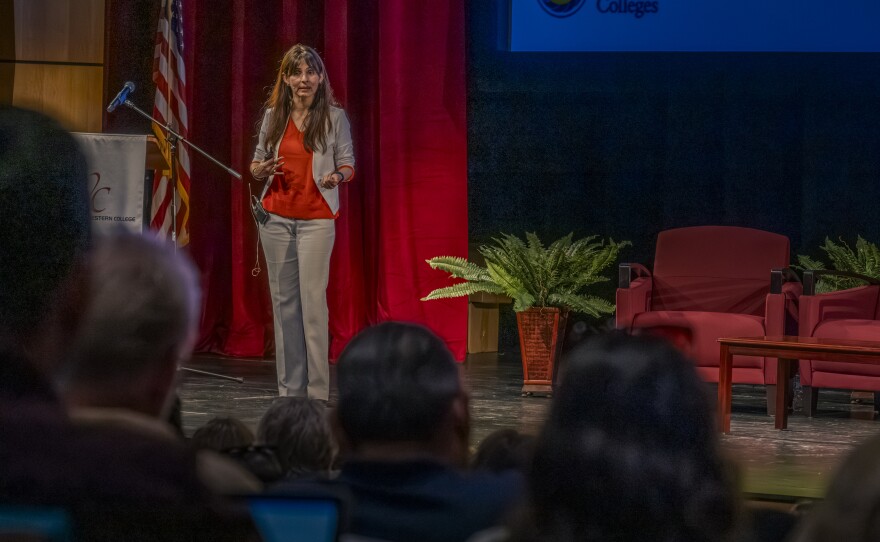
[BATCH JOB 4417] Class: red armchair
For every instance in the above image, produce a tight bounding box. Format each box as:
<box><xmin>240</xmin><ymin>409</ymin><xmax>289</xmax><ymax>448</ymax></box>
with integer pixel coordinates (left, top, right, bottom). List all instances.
<box><xmin>798</xmin><ymin>270</ymin><xmax>880</xmax><ymax>416</ymax></box>
<box><xmin>616</xmin><ymin>226</ymin><xmax>800</xmax><ymax>414</ymax></box>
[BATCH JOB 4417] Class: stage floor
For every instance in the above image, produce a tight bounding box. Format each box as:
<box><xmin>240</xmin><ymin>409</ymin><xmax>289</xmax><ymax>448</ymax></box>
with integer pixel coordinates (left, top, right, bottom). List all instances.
<box><xmin>178</xmin><ymin>352</ymin><xmax>880</xmax><ymax>502</ymax></box>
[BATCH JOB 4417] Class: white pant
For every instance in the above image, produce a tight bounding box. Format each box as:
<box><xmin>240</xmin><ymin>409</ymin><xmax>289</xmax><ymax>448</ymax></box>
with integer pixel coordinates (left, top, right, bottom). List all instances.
<box><xmin>259</xmin><ymin>214</ymin><xmax>335</xmax><ymax>400</ymax></box>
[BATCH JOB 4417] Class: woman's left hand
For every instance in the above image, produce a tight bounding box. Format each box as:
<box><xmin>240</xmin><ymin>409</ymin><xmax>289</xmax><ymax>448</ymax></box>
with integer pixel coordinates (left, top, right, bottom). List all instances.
<box><xmin>320</xmin><ymin>172</ymin><xmax>343</xmax><ymax>189</ymax></box>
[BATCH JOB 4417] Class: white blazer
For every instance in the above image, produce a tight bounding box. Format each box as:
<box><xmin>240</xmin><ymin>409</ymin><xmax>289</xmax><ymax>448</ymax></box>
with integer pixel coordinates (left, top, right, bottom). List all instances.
<box><xmin>252</xmin><ymin>106</ymin><xmax>355</xmax><ymax>215</ymax></box>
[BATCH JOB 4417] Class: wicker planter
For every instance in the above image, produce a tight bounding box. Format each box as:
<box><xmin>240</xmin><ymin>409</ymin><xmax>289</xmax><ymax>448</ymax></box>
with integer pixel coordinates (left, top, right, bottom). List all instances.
<box><xmin>516</xmin><ymin>307</ymin><xmax>568</xmax><ymax>396</ymax></box>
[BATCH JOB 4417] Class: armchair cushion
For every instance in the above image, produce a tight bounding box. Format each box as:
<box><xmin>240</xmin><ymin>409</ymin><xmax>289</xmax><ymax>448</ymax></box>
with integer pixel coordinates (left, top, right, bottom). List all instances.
<box><xmin>630</xmin><ymin>311</ymin><xmax>767</xmax><ymax>384</ymax></box>
<box><xmin>801</xmin><ymin>319</ymin><xmax>880</xmax><ymax>388</ymax></box>
<box><xmin>798</xmin><ymin>275</ymin><xmax>880</xmax><ymax>397</ymax></box>
<box><xmin>651</xmin><ymin>277</ymin><xmax>770</xmax><ymax>315</ymax></box>
<box><xmin>799</xmin><ymin>285</ymin><xmax>880</xmax><ymax>337</ymax></box>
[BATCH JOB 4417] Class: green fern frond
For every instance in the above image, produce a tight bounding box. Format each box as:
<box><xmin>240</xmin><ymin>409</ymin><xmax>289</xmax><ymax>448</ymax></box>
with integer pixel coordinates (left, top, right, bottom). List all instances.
<box><xmin>526</xmin><ymin>231</ymin><xmax>544</xmax><ymax>255</ymax></box>
<box><xmin>483</xmin><ymin>236</ymin><xmax>541</xmax><ymax>298</ymax></box>
<box><xmin>423</xmin><ymin>232</ymin><xmax>629</xmax><ymax>315</ymax></box>
<box><xmin>797</xmin><ymin>236</ymin><xmax>880</xmax><ymax>293</ymax></box>
<box><xmin>794</xmin><ymin>255</ymin><xmax>826</xmax><ymax>271</ymax></box>
<box><xmin>510</xmin><ymin>292</ymin><xmax>538</xmax><ymax>312</ymax></box>
<box><xmin>857</xmin><ymin>236</ymin><xmax>880</xmax><ymax>276</ymax></box>
<box><xmin>547</xmin><ymin>293</ymin><xmax>616</xmax><ymax>317</ymax></box>
<box><xmin>586</xmin><ymin>240</ymin><xmax>630</xmax><ymax>276</ymax></box>
<box><xmin>824</xmin><ymin>237</ymin><xmax>859</xmax><ymax>272</ymax></box>
<box><xmin>421</xmin><ymin>281</ymin><xmax>504</xmax><ymax>301</ymax></box>
<box><xmin>485</xmin><ymin>260</ymin><xmax>529</xmax><ymax>299</ymax></box>
<box><xmin>426</xmin><ymin>256</ymin><xmax>489</xmax><ymax>281</ymax></box>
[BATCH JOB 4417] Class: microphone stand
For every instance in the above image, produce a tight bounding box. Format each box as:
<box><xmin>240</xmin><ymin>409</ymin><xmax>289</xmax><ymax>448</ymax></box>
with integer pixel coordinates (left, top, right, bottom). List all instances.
<box><xmin>122</xmin><ymin>99</ymin><xmax>242</xmax><ymax>244</ymax></box>
<box><xmin>120</xmin><ymin>99</ymin><xmax>245</xmax><ymax>384</ymax></box>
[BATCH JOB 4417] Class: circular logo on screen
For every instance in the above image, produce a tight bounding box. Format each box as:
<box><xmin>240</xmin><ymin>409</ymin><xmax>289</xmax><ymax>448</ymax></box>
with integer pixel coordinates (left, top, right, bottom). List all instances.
<box><xmin>537</xmin><ymin>0</ymin><xmax>586</xmax><ymax>18</ymax></box>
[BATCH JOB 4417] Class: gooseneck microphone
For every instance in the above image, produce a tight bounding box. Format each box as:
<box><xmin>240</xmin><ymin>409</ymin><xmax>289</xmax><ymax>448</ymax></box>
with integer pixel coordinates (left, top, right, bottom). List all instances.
<box><xmin>106</xmin><ymin>81</ymin><xmax>136</xmax><ymax>113</ymax></box>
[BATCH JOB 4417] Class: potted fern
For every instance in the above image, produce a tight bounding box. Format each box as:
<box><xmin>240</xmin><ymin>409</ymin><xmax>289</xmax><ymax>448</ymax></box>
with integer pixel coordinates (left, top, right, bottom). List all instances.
<box><xmin>422</xmin><ymin>232</ymin><xmax>629</xmax><ymax>395</ymax></box>
<box><xmin>797</xmin><ymin>236</ymin><xmax>880</xmax><ymax>293</ymax></box>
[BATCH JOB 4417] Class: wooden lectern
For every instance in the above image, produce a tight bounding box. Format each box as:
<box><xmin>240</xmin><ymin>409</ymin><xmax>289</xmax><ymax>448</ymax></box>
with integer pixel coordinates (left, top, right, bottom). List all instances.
<box><xmin>146</xmin><ymin>134</ymin><xmax>170</xmax><ymax>170</ymax></box>
<box><xmin>143</xmin><ymin>135</ymin><xmax>170</xmax><ymax>228</ymax></box>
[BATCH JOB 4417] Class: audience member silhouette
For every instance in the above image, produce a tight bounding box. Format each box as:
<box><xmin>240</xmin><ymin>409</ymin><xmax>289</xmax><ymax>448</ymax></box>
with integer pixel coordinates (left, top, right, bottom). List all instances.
<box><xmin>0</xmin><ymin>106</ymin><xmax>254</xmax><ymax>540</ymax></box>
<box><xmin>788</xmin><ymin>431</ymin><xmax>880</xmax><ymax>542</ymax></box>
<box><xmin>61</xmin><ymin>232</ymin><xmax>260</xmax><ymax>495</ymax></box>
<box><xmin>192</xmin><ymin>416</ymin><xmax>256</xmax><ymax>452</ymax></box>
<box><xmin>258</xmin><ymin>397</ymin><xmax>337</xmax><ymax>480</ymax></box>
<box><xmin>192</xmin><ymin>416</ymin><xmax>285</xmax><ymax>484</ymax></box>
<box><xmin>524</xmin><ymin>333</ymin><xmax>740</xmax><ymax>542</ymax></box>
<box><xmin>470</xmin><ymin>429</ymin><xmax>536</xmax><ymax>475</ymax></box>
<box><xmin>299</xmin><ymin>321</ymin><xmax>524</xmax><ymax>542</ymax></box>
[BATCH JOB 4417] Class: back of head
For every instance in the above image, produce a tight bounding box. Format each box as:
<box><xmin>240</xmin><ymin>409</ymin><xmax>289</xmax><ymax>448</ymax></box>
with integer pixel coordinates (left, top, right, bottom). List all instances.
<box><xmin>471</xmin><ymin>429</ymin><xmax>536</xmax><ymax>475</ymax></box>
<box><xmin>64</xmin><ymin>231</ymin><xmax>201</xmax><ymax>390</ymax></box>
<box><xmin>191</xmin><ymin>417</ymin><xmax>254</xmax><ymax>452</ymax></box>
<box><xmin>530</xmin><ymin>333</ymin><xmax>738</xmax><ymax>542</ymax></box>
<box><xmin>790</xmin><ymin>433</ymin><xmax>880</xmax><ymax>542</ymax></box>
<box><xmin>336</xmin><ymin>322</ymin><xmax>462</xmax><ymax>447</ymax></box>
<box><xmin>258</xmin><ymin>397</ymin><xmax>336</xmax><ymax>476</ymax></box>
<box><xmin>0</xmin><ymin>106</ymin><xmax>90</xmax><ymax>344</ymax></box>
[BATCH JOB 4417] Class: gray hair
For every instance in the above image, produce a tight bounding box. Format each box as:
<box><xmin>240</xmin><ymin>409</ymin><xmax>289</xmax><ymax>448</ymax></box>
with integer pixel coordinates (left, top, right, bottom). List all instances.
<box><xmin>257</xmin><ymin>397</ymin><xmax>337</xmax><ymax>475</ymax></box>
<box><xmin>65</xmin><ymin>231</ymin><xmax>201</xmax><ymax>383</ymax></box>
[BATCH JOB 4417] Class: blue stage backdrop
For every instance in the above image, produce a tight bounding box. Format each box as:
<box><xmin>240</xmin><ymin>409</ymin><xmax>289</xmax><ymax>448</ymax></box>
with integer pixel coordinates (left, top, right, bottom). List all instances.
<box><xmin>511</xmin><ymin>0</ymin><xmax>880</xmax><ymax>53</ymax></box>
<box><xmin>468</xmin><ymin>1</ymin><xmax>880</xmax><ymax>343</ymax></box>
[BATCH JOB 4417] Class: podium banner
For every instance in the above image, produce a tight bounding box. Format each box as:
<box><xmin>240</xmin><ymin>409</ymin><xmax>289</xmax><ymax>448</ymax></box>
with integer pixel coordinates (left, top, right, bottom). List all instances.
<box><xmin>73</xmin><ymin>133</ymin><xmax>147</xmax><ymax>235</ymax></box>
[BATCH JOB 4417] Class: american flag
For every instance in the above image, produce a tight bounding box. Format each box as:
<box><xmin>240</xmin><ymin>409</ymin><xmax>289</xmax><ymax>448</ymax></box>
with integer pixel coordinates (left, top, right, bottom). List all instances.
<box><xmin>151</xmin><ymin>0</ymin><xmax>190</xmax><ymax>246</ymax></box>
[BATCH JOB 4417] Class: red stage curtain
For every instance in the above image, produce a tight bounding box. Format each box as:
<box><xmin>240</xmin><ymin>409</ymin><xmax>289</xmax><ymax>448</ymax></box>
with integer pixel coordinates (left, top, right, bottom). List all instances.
<box><xmin>180</xmin><ymin>0</ymin><xmax>467</xmax><ymax>360</ymax></box>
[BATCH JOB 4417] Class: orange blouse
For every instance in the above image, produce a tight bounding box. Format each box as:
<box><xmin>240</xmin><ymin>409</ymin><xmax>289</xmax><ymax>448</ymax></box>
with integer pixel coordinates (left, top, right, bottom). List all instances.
<box><xmin>263</xmin><ymin>119</ymin><xmax>336</xmax><ymax>220</ymax></box>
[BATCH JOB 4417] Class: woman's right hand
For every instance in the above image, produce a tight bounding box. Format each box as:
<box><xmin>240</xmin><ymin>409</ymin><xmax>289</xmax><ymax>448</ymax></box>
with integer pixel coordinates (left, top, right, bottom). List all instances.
<box><xmin>251</xmin><ymin>156</ymin><xmax>284</xmax><ymax>179</ymax></box>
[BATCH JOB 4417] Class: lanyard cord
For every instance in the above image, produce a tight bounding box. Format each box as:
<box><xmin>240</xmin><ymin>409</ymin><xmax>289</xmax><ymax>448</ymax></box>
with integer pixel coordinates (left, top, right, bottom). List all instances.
<box><xmin>248</xmin><ymin>183</ymin><xmax>263</xmax><ymax>277</ymax></box>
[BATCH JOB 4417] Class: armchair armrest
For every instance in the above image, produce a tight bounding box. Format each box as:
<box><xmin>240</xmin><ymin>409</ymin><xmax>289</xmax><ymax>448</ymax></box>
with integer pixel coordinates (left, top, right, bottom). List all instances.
<box><xmin>770</xmin><ymin>267</ymin><xmax>800</xmax><ymax>294</ymax></box>
<box><xmin>766</xmin><ymin>268</ymin><xmax>802</xmax><ymax>336</ymax></box>
<box><xmin>618</xmin><ymin>263</ymin><xmax>651</xmax><ymax>289</ymax></box>
<box><xmin>616</xmin><ymin>263</ymin><xmax>653</xmax><ymax>330</ymax></box>
<box><xmin>802</xmin><ymin>269</ymin><xmax>880</xmax><ymax>296</ymax></box>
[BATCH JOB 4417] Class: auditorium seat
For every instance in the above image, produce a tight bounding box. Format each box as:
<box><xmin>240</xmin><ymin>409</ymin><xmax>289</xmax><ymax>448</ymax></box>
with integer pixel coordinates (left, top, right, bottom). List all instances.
<box><xmin>798</xmin><ymin>269</ymin><xmax>880</xmax><ymax>416</ymax></box>
<box><xmin>0</xmin><ymin>505</ymin><xmax>72</xmax><ymax>541</ymax></box>
<box><xmin>616</xmin><ymin>226</ymin><xmax>800</xmax><ymax>414</ymax></box>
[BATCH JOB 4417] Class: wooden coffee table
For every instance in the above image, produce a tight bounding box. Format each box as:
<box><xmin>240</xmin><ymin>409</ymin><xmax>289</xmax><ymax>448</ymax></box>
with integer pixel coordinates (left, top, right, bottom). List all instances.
<box><xmin>717</xmin><ymin>336</ymin><xmax>880</xmax><ymax>433</ymax></box>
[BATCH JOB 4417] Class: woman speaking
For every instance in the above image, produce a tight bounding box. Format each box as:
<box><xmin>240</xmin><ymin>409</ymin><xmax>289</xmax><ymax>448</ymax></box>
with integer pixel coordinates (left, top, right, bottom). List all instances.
<box><xmin>250</xmin><ymin>44</ymin><xmax>355</xmax><ymax>402</ymax></box>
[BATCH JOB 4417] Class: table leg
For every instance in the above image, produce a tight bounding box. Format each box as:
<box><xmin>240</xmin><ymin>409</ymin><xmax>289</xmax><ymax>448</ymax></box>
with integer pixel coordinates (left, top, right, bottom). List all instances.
<box><xmin>775</xmin><ymin>358</ymin><xmax>792</xmax><ymax>430</ymax></box>
<box><xmin>718</xmin><ymin>344</ymin><xmax>732</xmax><ymax>433</ymax></box>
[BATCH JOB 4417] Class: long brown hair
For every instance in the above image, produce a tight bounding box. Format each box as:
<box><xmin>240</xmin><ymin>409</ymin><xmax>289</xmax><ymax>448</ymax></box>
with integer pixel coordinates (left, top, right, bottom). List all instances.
<box><xmin>262</xmin><ymin>44</ymin><xmax>338</xmax><ymax>153</ymax></box>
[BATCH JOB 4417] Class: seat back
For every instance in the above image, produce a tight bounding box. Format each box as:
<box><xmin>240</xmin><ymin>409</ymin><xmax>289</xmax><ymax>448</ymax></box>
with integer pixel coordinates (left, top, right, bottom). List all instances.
<box><xmin>652</xmin><ymin>226</ymin><xmax>790</xmax><ymax>315</ymax></box>
<box><xmin>247</xmin><ymin>485</ymin><xmax>351</xmax><ymax>542</ymax></box>
<box><xmin>0</xmin><ymin>506</ymin><xmax>72</xmax><ymax>541</ymax></box>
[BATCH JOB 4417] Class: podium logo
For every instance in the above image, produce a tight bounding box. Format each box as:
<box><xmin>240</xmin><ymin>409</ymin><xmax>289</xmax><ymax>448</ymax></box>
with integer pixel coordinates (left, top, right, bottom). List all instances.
<box><xmin>90</xmin><ymin>172</ymin><xmax>111</xmax><ymax>213</ymax></box>
<box><xmin>537</xmin><ymin>0</ymin><xmax>586</xmax><ymax>18</ymax></box>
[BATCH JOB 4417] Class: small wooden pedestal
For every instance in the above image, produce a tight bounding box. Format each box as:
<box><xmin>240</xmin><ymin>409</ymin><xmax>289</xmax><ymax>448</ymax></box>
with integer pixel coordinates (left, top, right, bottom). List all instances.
<box><xmin>467</xmin><ymin>292</ymin><xmax>512</xmax><ymax>354</ymax></box>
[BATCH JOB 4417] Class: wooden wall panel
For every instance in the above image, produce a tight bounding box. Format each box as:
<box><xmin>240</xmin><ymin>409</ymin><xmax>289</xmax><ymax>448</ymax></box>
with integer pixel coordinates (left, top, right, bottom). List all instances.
<box><xmin>12</xmin><ymin>0</ymin><xmax>104</xmax><ymax>63</ymax></box>
<box><xmin>0</xmin><ymin>65</ymin><xmax>13</xmax><ymax>104</ymax></box>
<box><xmin>0</xmin><ymin>0</ymin><xmax>105</xmax><ymax>131</ymax></box>
<box><xmin>12</xmin><ymin>64</ymin><xmax>103</xmax><ymax>132</ymax></box>
<box><xmin>0</xmin><ymin>1</ymin><xmax>14</xmax><ymax>62</ymax></box>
